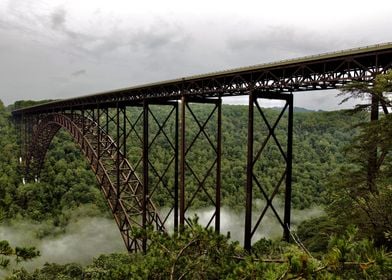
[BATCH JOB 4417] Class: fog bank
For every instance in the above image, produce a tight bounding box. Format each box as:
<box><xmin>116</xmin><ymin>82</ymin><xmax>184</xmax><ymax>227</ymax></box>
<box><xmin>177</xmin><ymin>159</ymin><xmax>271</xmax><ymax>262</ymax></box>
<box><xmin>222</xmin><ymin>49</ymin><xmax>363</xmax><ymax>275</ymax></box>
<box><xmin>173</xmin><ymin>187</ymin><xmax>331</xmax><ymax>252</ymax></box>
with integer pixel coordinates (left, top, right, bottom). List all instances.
<box><xmin>0</xmin><ymin>205</ymin><xmax>323</xmax><ymax>275</ymax></box>
<box><xmin>0</xmin><ymin>217</ymin><xmax>125</xmax><ymax>274</ymax></box>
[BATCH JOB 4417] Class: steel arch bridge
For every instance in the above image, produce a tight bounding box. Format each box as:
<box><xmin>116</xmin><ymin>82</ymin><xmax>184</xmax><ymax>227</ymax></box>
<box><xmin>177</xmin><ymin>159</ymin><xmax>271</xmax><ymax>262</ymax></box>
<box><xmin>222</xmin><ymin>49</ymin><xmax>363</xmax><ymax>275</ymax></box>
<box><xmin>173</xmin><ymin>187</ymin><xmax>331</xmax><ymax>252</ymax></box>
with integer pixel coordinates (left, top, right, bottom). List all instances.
<box><xmin>12</xmin><ymin>43</ymin><xmax>392</xmax><ymax>252</ymax></box>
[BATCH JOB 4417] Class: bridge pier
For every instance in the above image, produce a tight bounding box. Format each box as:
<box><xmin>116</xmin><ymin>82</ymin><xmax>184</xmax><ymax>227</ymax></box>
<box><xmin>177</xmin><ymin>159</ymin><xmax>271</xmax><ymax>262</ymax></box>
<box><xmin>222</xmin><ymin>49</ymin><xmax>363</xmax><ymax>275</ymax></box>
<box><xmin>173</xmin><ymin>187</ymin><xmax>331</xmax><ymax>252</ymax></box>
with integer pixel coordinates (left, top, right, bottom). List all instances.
<box><xmin>245</xmin><ymin>91</ymin><xmax>293</xmax><ymax>251</ymax></box>
<box><xmin>180</xmin><ymin>96</ymin><xmax>222</xmax><ymax>233</ymax></box>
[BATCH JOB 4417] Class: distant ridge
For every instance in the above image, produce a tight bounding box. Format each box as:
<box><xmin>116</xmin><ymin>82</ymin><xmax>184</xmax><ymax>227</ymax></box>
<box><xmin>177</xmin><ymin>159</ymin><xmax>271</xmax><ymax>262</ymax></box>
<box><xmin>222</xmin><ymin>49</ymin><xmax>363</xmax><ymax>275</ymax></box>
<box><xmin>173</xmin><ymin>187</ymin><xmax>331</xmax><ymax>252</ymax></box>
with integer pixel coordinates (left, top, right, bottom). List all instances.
<box><xmin>268</xmin><ymin>106</ymin><xmax>324</xmax><ymax>113</ymax></box>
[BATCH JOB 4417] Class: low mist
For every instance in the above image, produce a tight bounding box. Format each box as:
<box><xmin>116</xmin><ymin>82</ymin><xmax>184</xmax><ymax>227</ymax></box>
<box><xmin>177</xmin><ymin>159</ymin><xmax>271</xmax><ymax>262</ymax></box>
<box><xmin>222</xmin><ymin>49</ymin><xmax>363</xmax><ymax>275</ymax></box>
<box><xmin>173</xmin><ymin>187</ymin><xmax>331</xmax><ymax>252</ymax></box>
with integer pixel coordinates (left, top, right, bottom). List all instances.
<box><xmin>0</xmin><ymin>204</ymin><xmax>323</xmax><ymax>275</ymax></box>
<box><xmin>0</xmin><ymin>217</ymin><xmax>125</xmax><ymax>275</ymax></box>
<box><xmin>163</xmin><ymin>202</ymin><xmax>324</xmax><ymax>243</ymax></box>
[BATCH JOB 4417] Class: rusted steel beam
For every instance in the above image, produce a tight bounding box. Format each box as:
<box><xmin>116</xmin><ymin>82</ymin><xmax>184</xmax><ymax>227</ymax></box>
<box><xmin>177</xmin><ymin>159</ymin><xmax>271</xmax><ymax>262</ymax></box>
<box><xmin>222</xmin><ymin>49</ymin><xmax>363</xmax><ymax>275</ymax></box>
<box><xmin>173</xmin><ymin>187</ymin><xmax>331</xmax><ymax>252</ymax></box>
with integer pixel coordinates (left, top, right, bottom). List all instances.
<box><xmin>174</xmin><ymin>101</ymin><xmax>179</xmax><ymax>233</ymax></box>
<box><xmin>245</xmin><ymin>91</ymin><xmax>254</xmax><ymax>251</ymax></box>
<box><xmin>142</xmin><ymin>100</ymin><xmax>149</xmax><ymax>252</ymax></box>
<box><xmin>180</xmin><ymin>96</ymin><xmax>186</xmax><ymax>229</ymax></box>
<box><xmin>216</xmin><ymin>97</ymin><xmax>222</xmax><ymax>233</ymax></box>
<box><xmin>284</xmin><ymin>94</ymin><xmax>293</xmax><ymax>242</ymax></box>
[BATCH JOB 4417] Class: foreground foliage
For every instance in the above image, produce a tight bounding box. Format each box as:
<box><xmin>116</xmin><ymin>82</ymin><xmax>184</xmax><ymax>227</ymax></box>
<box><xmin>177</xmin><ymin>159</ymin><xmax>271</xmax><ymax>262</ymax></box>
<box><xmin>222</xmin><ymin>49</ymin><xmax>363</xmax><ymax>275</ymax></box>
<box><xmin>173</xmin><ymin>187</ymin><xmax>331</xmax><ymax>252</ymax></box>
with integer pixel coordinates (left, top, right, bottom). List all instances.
<box><xmin>6</xmin><ymin>222</ymin><xmax>392</xmax><ymax>279</ymax></box>
<box><xmin>0</xmin><ymin>240</ymin><xmax>39</xmax><ymax>270</ymax></box>
<box><xmin>329</xmin><ymin>70</ymin><xmax>392</xmax><ymax>247</ymax></box>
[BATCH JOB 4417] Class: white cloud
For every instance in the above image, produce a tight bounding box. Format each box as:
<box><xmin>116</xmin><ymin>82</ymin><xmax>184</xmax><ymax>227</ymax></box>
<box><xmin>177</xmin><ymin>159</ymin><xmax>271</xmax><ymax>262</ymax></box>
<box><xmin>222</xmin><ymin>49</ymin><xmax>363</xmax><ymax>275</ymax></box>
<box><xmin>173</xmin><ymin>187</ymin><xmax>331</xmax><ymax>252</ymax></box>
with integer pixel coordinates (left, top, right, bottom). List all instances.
<box><xmin>0</xmin><ymin>0</ymin><xmax>391</xmax><ymax>108</ymax></box>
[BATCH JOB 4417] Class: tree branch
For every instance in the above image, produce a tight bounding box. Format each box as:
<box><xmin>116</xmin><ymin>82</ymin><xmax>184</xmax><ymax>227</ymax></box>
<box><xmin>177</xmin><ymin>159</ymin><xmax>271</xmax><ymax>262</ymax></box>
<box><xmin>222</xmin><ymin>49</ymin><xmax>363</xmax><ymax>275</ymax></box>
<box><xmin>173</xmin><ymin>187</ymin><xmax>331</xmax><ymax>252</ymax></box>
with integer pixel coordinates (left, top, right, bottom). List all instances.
<box><xmin>170</xmin><ymin>239</ymin><xmax>199</xmax><ymax>280</ymax></box>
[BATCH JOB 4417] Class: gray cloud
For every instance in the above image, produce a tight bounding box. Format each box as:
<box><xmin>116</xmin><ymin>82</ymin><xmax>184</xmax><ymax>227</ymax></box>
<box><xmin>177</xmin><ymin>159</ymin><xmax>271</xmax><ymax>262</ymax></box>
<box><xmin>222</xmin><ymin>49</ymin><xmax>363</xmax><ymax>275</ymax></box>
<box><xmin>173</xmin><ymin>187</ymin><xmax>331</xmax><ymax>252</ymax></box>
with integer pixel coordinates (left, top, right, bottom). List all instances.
<box><xmin>130</xmin><ymin>20</ymin><xmax>188</xmax><ymax>50</ymax></box>
<box><xmin>0</xmin><ymin>1</ymin><xmax>390</xmax><ymax>109</ymax></box>
<box><xmin>71</xmin><ymin>69</ymin><xmax>87</xmax><ymax>77</ymax></box>
<box><xmin>42</xmin><ymin>11</ymin><xmax>189</xmax><ymax>65</ymax></box>
<box><xmin>50</xmin><ymin>7</ymin><xmax>66</xmax><ymax>30</ymax></box>
<box><xmin>226</xmin><ymin>25</ymin><xmax>344</xmax><ymax>60</ymax></box>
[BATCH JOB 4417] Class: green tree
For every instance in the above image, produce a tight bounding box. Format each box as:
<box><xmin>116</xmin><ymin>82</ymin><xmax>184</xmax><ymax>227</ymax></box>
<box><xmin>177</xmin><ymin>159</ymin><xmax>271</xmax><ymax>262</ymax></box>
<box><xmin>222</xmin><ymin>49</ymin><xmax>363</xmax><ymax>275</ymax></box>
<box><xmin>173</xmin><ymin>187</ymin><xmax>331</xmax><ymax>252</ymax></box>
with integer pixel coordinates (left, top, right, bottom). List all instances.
<box><xmin>330</xmin><ymin>70</ymin><xmax>392</xmax><ymax>246</ymax></box>
<box><xmin>0</xmin><ymin>240</ymin><xmax>39</xmax><ymax>269</ymax></box>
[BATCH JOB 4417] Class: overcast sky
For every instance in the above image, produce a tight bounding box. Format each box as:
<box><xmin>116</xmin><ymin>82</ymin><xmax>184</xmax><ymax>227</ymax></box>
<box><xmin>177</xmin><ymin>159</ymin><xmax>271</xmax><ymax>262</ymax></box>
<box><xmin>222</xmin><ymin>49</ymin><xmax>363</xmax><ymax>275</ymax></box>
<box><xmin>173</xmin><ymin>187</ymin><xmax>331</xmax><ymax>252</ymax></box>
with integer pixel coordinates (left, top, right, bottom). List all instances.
<box><xmin>0</xmin><ymin>0</ymin><xmax>391</xmax><ymax>109</ymax></box>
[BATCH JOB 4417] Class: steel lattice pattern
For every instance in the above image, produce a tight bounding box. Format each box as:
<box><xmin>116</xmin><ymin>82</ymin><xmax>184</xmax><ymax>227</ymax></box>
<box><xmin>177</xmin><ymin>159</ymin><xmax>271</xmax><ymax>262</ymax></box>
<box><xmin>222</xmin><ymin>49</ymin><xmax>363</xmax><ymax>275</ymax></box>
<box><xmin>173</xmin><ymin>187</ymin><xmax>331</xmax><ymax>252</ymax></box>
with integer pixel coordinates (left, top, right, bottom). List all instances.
<box><xmin>12</xmin><ymin>43</ymin><xmax>392</xmax><ymax>251</ymax></box>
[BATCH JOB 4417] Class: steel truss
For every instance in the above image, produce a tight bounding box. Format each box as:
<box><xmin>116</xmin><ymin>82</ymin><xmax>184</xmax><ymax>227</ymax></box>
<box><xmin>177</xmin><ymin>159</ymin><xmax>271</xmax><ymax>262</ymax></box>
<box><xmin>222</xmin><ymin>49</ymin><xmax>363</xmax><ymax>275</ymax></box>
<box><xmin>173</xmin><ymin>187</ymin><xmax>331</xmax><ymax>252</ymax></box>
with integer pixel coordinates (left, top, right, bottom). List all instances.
<box><xmin>12</xmin><ymin>43</ymin><xmax>392</xmax><ymax>252</ymax></box>
<box><xmin>22</xmin><ymin>110</ymin><xmax>168</xmax><ymax>251</ymax></box>
<box><xmin>144</xmin><ymin>101</ymin><xmax>179</xmax><ymax>232</ymax></box>
<box><xmin>245</xmin><ymin>91</ymin><xmax>293</xmax><ymax>251</ymax></box>
<box><xmin>180</xmin><ymin>97</ymin><xmax>222</xmax><ymax>232</ymax></box>
<box><xmin>18</xmin><ymin>98</ymin><xmax>222</xmax><ymax>250</ymax></box>
<box><xmin>12</xmin><ymin>44</ymin><xmax>392</xmax><ymax>114</ymax></box>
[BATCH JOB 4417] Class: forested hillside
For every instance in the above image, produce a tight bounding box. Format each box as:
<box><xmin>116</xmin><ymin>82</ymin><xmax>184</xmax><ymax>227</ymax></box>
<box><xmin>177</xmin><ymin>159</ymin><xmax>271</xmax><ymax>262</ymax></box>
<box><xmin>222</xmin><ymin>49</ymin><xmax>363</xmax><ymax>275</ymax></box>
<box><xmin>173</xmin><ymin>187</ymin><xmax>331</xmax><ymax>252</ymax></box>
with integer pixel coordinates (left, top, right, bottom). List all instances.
<box><xmin>0</xmin><ymin>100</ymin><xmax>364</xmax><ymax>223</ymax></box>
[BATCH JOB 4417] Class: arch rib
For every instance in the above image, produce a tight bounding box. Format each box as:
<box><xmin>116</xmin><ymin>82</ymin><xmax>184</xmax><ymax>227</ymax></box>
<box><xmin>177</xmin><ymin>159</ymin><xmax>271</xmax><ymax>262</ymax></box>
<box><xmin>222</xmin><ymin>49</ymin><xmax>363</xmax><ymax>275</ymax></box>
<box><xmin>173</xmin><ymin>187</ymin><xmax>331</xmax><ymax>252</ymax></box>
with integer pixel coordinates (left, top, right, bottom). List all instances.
<box><xmin>26</xmin><ymin>113</ymin><xmax>165</xmax><ymax>252</ymax></box>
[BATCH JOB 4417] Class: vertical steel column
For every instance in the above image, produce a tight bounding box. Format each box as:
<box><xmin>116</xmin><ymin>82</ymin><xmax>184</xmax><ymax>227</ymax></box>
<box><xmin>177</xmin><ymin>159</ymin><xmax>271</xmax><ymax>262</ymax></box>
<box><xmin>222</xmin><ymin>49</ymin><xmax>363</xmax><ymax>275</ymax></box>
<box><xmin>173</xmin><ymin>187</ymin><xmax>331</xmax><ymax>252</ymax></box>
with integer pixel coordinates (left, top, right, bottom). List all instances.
<box><xmin>16</xmin><ymin>114</ymin><xmax>22</xmax><ymax>159</ymax></box>
<box><xmin>283</xmin><ymin>94</ymin><xmax>293</xmax><ymax>241</ymax></box>
<box><xmin>215</xmin><ymin>97</ymin><xmax>222</xmax><ymax>233</ymax></box>
<box><xmin>180</xmin><ymin>96</ymin><xmax>186</xmax><ymax>228</ymax></box>
<box><xmin>19</xmin><ymin>113</ymin><xmax>27</xmax><ymax>181</ymax></box>
<box><xmin>116</xmin><ymin>104</ymin><xmax>121</xmax><ymax>197</ymax></box>
<box><xmin>142</xmin><ymin>99</ymin><xmax>149</xmax><ymax>252</ymax></box>
<box><xmin>115</xmin><ymin>105</ymin><xmax>121</xmax><ymax>221</ymax></box>
<box><xmin>23</xmin><ymin>113</ymin><xmax>28</xmax><ymax>176</ymax></box>
<box><xmin>123</xmin><ymin>107</ymin><xmax>127</xmax><ymax>158</ymax></box>
<box><xmin>25</xmin><ymin>114</ymin><xmax>33</xmax><ymax>180</ymax></box>
<box><xmin>97</xmin><ymin>105</ymin><xmax>101</xmax><ymax>161</ymax></box>
<box><xmin>174</xmin><ymin>101</ymin><xmax>179</xmax><ymax>233</ymax></box>
<box><xmin>81</xmin><ymin>109</ymin><xmax>85</xmax><ymax>136</ymax></box>
<box><xmin>105</xmin><ymin>108</ymin><xmax>109</xmax><ymax>135</ymax></box>
<box><xmin>367</xmin><ymin>94</ymin><xmax>379</xmax><ymax>192</ymax></box>
<box><xmin>25</xmin><ymin>115</ymin><xmax>29</xmax><ymax>166</ymax></box>
<box><xmin>245</xmin><ymin>91</ymin><xmax>254</xmax><ymax>251</ymax></box>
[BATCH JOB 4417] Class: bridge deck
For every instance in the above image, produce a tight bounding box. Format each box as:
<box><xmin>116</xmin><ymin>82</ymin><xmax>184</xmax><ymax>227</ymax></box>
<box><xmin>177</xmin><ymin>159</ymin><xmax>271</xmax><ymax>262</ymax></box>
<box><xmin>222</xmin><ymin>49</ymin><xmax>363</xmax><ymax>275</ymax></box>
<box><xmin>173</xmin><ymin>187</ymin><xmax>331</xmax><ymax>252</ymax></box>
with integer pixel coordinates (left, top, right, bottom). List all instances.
<box><xmin>12</xmin><ymin>42</ymin><xmax>392</xmax><ymax>115</ymax></box>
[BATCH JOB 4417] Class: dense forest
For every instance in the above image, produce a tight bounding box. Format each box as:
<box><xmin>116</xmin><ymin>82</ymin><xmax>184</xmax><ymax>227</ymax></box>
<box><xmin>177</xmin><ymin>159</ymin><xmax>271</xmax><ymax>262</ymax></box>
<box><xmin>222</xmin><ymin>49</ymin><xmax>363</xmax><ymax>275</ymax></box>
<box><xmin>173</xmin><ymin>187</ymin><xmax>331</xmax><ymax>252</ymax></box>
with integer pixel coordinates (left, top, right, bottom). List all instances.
<box><xmin>0</xmin><ymin>71</ymin><xmax>391</xmax><ymax>279</ymax></box>
<box><xmin>1</xmin><ymin>102</ymin><xmax>364</xmax><ymax>222</ymax></box>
